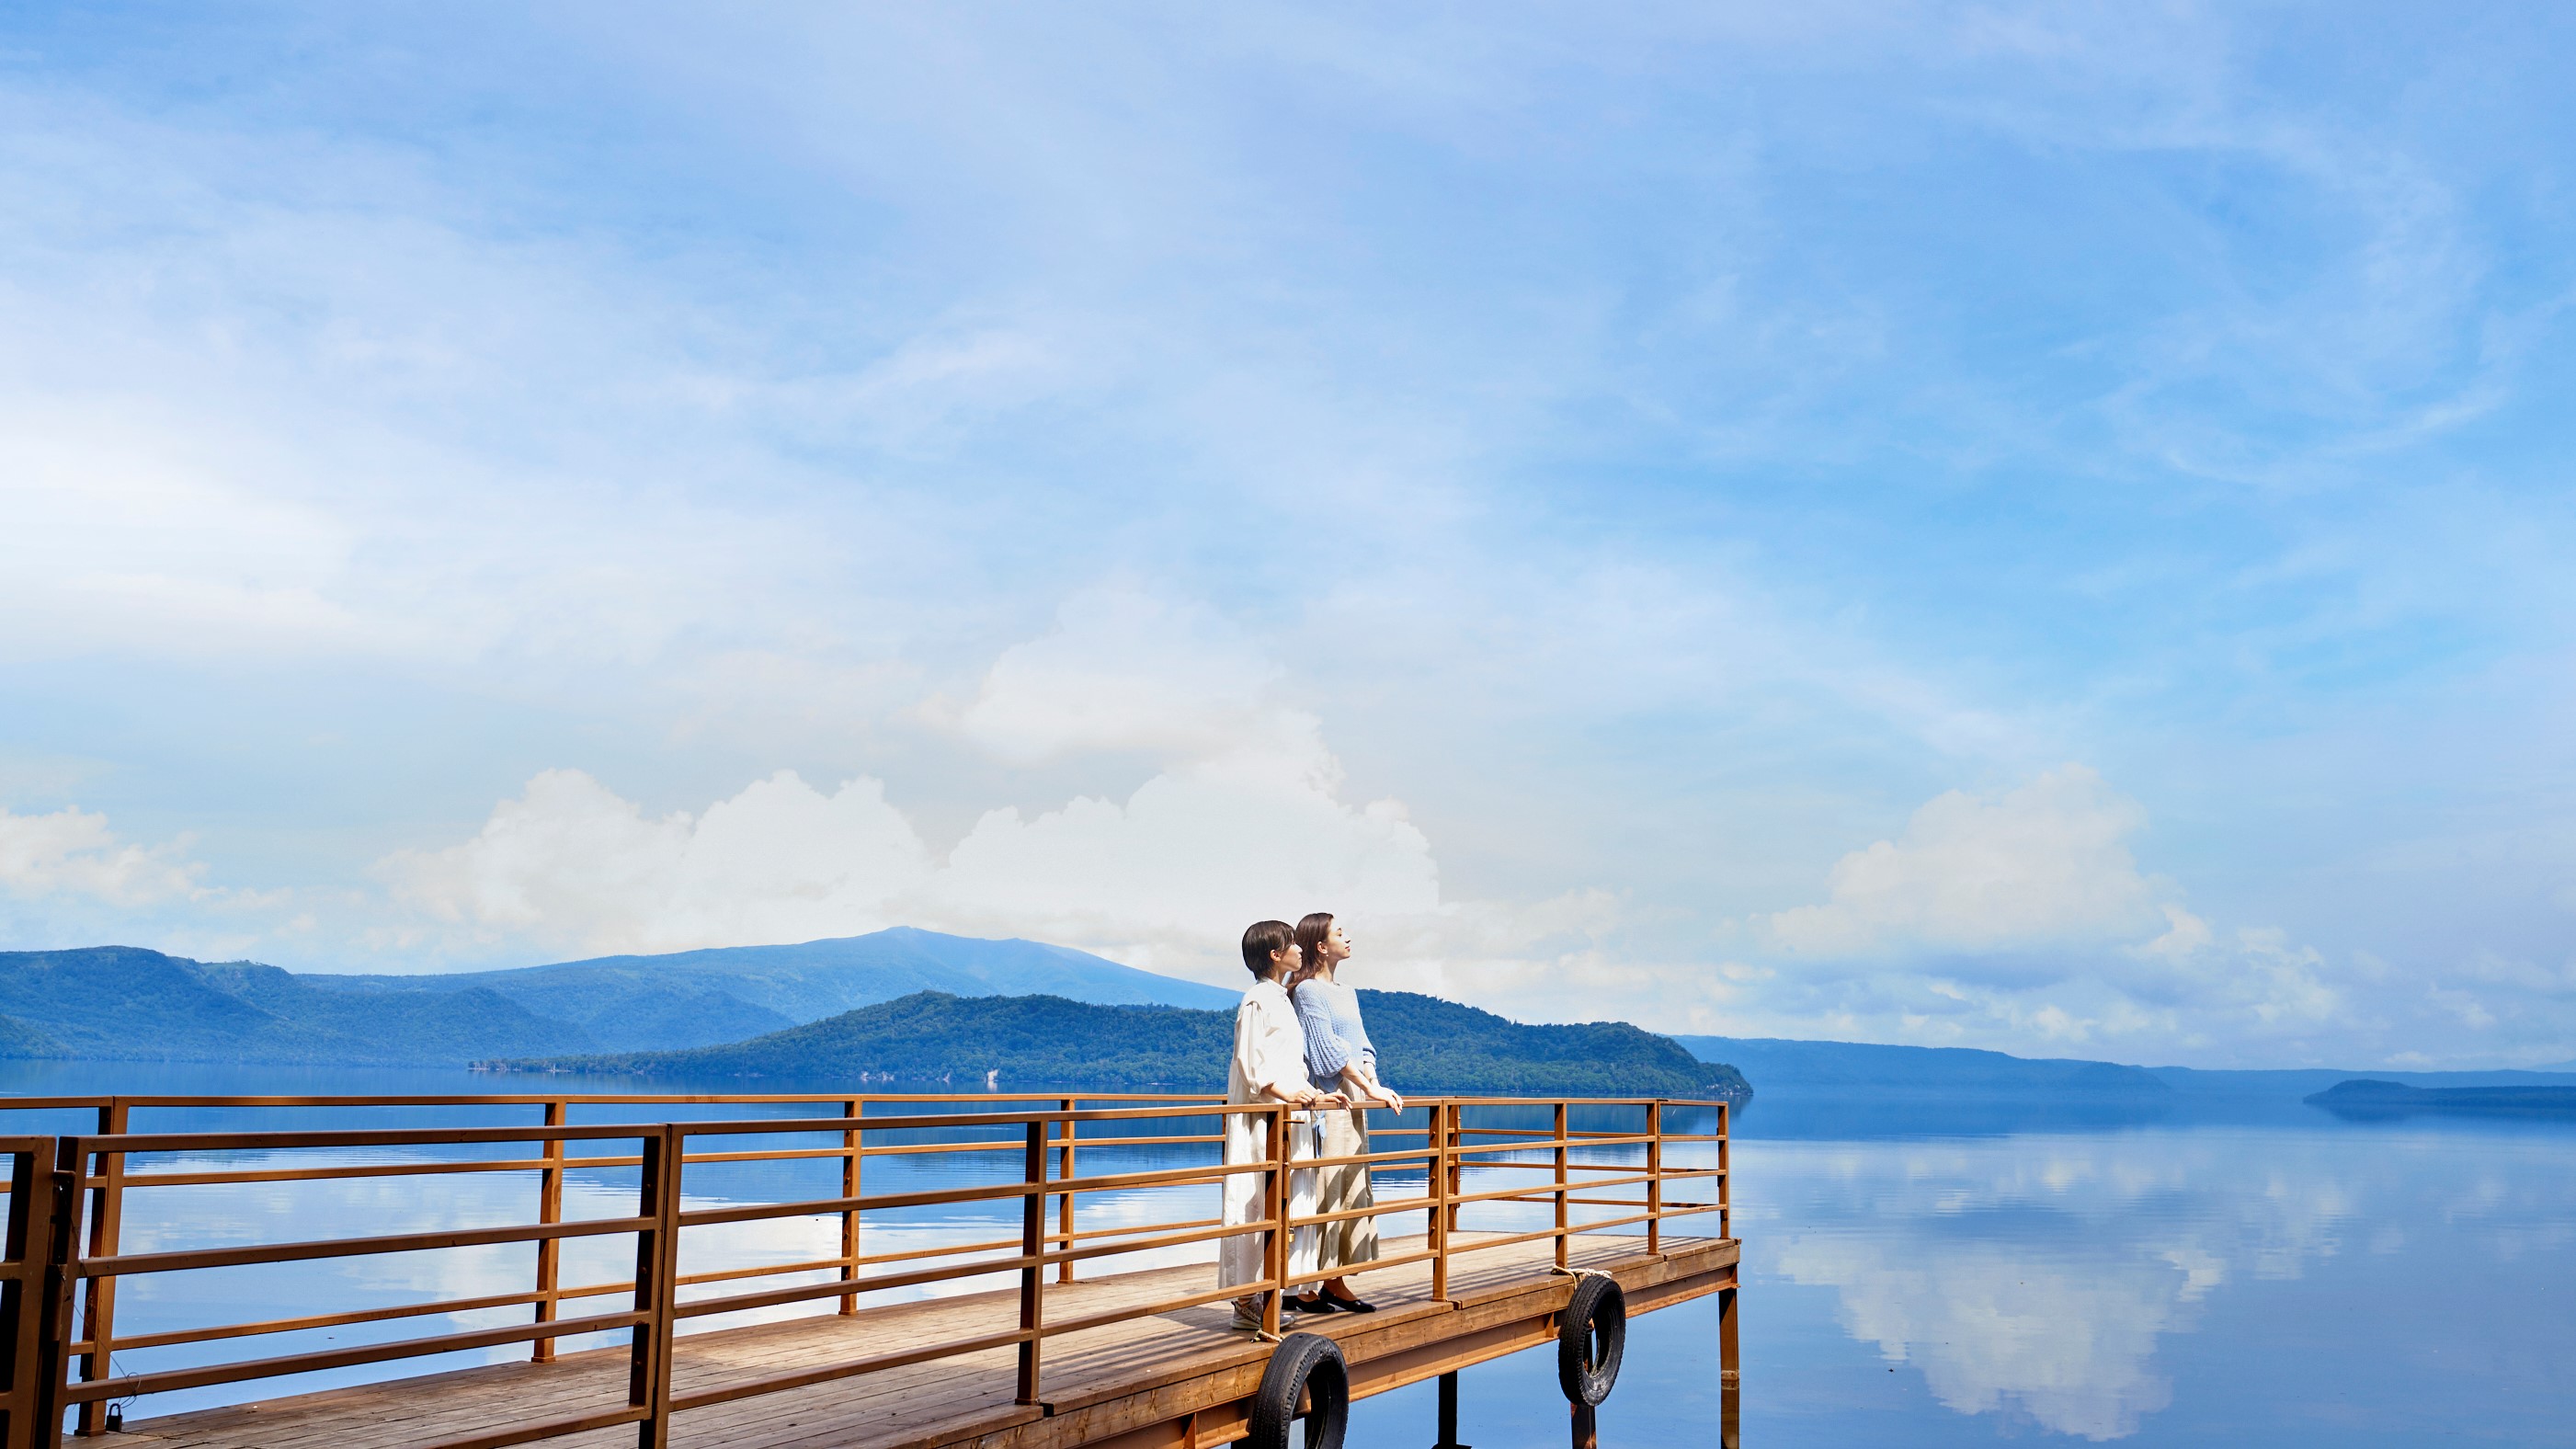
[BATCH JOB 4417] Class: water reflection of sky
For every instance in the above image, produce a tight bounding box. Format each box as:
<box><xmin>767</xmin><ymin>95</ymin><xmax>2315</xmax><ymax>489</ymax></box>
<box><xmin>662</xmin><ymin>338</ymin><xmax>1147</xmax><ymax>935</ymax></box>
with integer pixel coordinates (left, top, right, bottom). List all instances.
<box><xmin>1717</xmin><ymin>1115</ymin><xmax>2576</xmax><ymax>1447</ymax></box>
<box><xmin>1351</xmin><ymin>1106</ymin><xmax>2576</xmax><ymax>1448</ymax></box>
<box><xmin>6</xmin><ymin>1063</ymin><xmax>2574</xmax><ymax>1445</ymax></box>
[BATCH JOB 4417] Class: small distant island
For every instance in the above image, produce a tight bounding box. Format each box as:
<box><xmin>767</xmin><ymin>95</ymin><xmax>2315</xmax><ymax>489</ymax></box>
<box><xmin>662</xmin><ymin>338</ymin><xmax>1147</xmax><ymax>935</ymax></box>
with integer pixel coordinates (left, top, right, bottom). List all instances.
<box><xmin>491</xmin><ymin>988</ymin><xmax>1754</xmax><ymax>1101</ymax></box>
<box><xmin>2305</xmin><ymin>1078</ymin><xmax>2576</xmax><ymax>1118</ymax></box>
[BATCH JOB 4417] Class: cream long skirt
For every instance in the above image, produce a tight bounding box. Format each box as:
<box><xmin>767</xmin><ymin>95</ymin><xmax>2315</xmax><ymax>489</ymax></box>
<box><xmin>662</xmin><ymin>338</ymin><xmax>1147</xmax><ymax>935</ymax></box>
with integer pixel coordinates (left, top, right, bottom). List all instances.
<box><xmin>1309</xmin><ymin>1107</ymin><xmax>1381</xmax><ymax>1272</ymax></box>
<box><xmin>1217</xmin><ymin>1108</ymin><xmax>1322</xmax><ymax>1292</ymax></box>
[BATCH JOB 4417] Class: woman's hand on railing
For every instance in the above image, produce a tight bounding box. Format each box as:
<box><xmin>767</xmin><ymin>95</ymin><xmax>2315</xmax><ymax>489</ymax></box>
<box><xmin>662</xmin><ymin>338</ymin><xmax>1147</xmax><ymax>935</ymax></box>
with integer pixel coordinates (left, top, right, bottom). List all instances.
<box><xmin>1373</xmin><ymin>1088</ymin><xmax>1406</xmax><ymax>1112</ymax></box>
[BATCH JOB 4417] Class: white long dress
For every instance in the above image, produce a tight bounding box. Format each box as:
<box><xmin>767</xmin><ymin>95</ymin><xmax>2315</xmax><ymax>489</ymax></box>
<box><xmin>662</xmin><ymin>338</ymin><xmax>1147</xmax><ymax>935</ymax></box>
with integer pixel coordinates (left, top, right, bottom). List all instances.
<box><xmin>1217</xmin><ymin>978</ymin><xmax>1322</xmax><ymax>1293</ymax></box>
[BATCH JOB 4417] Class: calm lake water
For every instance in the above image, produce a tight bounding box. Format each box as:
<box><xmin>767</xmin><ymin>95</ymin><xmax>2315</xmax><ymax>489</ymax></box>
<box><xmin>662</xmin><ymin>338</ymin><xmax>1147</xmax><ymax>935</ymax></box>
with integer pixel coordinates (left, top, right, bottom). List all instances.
<box><xmin>3</xmin><ymin>1062</ymin><xmax>2570</xmax><ymax>1447</ymax></box>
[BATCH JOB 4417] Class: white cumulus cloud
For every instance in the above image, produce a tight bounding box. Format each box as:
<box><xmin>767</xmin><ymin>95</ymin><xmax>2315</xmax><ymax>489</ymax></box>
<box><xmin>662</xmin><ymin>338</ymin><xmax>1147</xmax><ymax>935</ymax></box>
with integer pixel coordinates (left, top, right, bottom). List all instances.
<box><xmin>379</xmin><ymin>748</ymin><xmax>1444</xmax><ymax>977</ymax></box>
<box><xmin>0</xmin><ymin>804</ymin><xmax>208</xmax><ymax>907</ymax></box>
<box><xmin>1768</xmin><ymin>765</ymin><xmax>2167</xmax><ymax>957</ymax></box>
<box><xmin>378</xmin><ymin>769</ymin><xmax>931</xmax><ymax>958</ymax></box>
<box><xmin>382</xmin><ymin>590</ymin><xmax>1453</xmax><ymax>975</ymax></box>
<box><xmin>1742</xmin><ymin>768</ymin><xmax>2378</xmax><ymax>1062</ymax></box>
<box><xmin>929</xmin><ymin>734</ymin><xmax>1442</xmax><ymax>979</ymax></box>
<box><xmin>953</xmin><ymin>587</ymin><xmax>1290</xmax><ymax>766</ymax></box>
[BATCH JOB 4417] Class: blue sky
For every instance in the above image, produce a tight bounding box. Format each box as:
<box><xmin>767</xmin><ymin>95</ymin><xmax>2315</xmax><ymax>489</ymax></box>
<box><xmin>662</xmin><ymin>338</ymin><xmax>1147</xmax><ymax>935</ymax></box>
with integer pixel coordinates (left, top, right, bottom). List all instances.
<box><xmin>2</xmin><ymin>3</ymin><xmax>2571</xmax><ymax>1067</ymax></box>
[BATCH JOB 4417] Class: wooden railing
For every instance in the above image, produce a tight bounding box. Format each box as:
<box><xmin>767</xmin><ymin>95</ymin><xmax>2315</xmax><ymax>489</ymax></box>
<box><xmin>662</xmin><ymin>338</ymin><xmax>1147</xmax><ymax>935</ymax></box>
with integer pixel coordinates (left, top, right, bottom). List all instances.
<box><xmin>0</xmin><ymin>1091</ymin><xmax>1729</xmax><ymax>1447</ymax></box>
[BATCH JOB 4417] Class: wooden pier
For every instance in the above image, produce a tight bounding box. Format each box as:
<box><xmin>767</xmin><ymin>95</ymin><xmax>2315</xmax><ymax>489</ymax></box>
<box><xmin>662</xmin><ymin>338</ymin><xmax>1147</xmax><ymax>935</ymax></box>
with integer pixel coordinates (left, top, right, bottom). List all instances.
<box><xmin>0</xmin><ymin>1093</ymin><xmax>1739</xmax><ymax>1449</ymax></box>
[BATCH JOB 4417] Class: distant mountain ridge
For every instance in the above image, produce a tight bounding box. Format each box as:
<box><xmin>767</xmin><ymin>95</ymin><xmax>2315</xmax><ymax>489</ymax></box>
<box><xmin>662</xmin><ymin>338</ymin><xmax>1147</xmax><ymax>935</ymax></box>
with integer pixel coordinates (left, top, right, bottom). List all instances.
<box><xmin>1674</xmin><ymin>1035</ymin><xmax>2170</xmax><ymax>1095</ymax></box>
<box><xmin>0</xmin><ymin>946</ymin><xmax>579</xmax><ymax>1064</ymax></box>
<box><xmin>504</xmin><ymin>988</ymin><xmax>1755</xmax><ymax>1100</ymax></box>
<box><xmin>0</xmin><ymin>930</ymin><xmax>1237</xmax><ymax>1065</ymax></box>
<box><xmin>9</xmin><ymin>934</ymin><xmax>2561</xmax><ymax>1099</ymax></box>
<box><xmin>314</xmin><ymin>928</ymin><xmax>1237</xmax><ymax>1050</ymax></box>
<box><xmin>1673</xmin><ymin>1034</ymin><xmax>2576</xmax><ymax>1101</ymax></box>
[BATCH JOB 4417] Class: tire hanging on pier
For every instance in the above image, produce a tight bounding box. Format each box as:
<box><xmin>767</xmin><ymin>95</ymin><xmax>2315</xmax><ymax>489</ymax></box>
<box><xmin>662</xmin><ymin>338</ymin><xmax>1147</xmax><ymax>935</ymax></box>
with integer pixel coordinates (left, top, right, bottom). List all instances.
<box><xmin>1557</xmin><ymin>1273</ymin><xmax>1627</xmax><ymax>1407</ymax></box>
<box><xmin>1248</xmin><ymin>1331</ymin><xmax>1349</xmax><ymax>1449</ymax></box>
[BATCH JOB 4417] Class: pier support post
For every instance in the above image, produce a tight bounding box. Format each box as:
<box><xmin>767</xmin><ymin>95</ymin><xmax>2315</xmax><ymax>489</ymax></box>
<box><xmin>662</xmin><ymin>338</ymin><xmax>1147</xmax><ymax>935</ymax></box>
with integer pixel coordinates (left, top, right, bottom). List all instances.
<box><xmin>1431</xmin><ymin>1369</ymin><xmax>1468</xmax><ymax>1449</ymax></box>
<box><xmin>1718</xmin><ymin>1284</ymin><xmax>1740</xmax><ymax>1449</ymax></box>
<box><xmin>1568</xmin><ymin>1401</ymin><xmax>1597</xmax><ymax>1449</ymax></box>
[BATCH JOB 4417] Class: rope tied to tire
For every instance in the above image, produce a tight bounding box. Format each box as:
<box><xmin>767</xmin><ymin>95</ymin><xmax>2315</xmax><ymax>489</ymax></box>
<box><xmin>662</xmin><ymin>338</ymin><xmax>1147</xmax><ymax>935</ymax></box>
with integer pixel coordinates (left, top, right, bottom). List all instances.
<box><xmin>1556</xmin><ymin>1272</ymin><xmax>1627</xmax><ymax>1407</ymax></box>
<box><xmin>1248</xmin><ymin>1331</ymin><xmax>1350</xmax><ymax>1449</ymax></box>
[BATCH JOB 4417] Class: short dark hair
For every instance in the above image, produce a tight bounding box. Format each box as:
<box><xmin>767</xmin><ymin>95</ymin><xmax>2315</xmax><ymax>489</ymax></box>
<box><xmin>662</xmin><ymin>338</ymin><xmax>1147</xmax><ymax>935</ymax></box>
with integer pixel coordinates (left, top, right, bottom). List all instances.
<box><xmin>1241</xmin><ymin>919</ymin><xmax>1295</xmax><ymax>978</ymax></box>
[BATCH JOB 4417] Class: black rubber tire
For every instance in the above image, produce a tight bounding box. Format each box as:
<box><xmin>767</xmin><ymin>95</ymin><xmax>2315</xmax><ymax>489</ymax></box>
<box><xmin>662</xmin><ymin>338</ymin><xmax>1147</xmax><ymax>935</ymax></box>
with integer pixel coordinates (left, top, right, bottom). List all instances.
<box><xmin>1248</xmin><ymin>1331</ymin><xmax>1349</xmax><ymax>1449</ymax></box>
<box><xmin>1557</xmin><ymin>1273</ymin><xmax>1627</xmax><ymax>1407</ymax></box>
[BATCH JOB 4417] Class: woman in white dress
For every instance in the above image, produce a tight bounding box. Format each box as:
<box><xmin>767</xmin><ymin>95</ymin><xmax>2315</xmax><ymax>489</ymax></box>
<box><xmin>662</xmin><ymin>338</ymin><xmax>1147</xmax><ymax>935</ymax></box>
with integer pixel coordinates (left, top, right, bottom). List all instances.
<box><xmin>1220</xmin><ymin>919</ymin><xmax>1342</xmax><ymax>1331</ymax></box>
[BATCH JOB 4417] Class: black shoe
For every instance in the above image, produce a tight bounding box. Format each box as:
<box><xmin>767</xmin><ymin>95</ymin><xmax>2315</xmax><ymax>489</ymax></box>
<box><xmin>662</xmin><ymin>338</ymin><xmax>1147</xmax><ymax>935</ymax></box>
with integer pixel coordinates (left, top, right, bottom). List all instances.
<box><xmin>1323</xmin><ymin>1293</ymin><xmax>1377</xmax><ymax>1314</ymax></box>
<box><xmin>1285</xmin><ymin>1295</ymin><xmax>1332</xmax><ymax>1314</ymax></box>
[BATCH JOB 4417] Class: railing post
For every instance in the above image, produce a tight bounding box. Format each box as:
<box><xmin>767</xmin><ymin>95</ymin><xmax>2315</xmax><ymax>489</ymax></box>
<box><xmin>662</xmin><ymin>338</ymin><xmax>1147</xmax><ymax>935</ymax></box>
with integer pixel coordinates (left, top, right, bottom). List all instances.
<box><xmin>629</xmin><ymin>1124</ymin><xmax>680</xmax><ymax>1449</ymax></box>
<box><xmin>1014</xmin><ymin>1120</ymin><xmax>1045</xmax><ymax>1405</ymax></box>
<box><xmin>1443</xmin><ymin>1101</ymin><xmax>1463</xmax><ymax>1238</ymax></box>
<box><xmin>1054</xmin><ymin>1099</ymin><xmax>1077</xmax><ymax>1285</ymax></box>
<box><xmin>838</xmin><ymin>1099</ymin><xmax>862</xmax><ymax>1316</ymax></box>
<box><xmin>1261</xmin><ymin>1104</ymin><xmax>1287</xmax><ymax>1338</ymax></box>
<box><xmin>73</xmin><ymin>1102</ymin><xmax>123</xmax><ymax>1437</ymax></box>
<box><xmin>1553</xmin><ymin>1100</ymin><xmax>1569</xmax><ymax>1271</ymax></box>
<box><xmin>1646</xmin><ymin>1101</ymin><xmax>1663</xmax><ymax>1256</ymax></box>
<box><xmin>1718</xmin><ymin>1101</ymin><xmax>1731</xmax><ymax>1240</ymax></box>
<box><xmin>2</xmin><ymin>1141</ymin><xmax>63</xmax><ymax>1449</ymax></box>
<box><xmin>36</xmin><ymin>1140</ymin><xmax>78</xmax><ymax>1449</ymax></box>
<box><xmin>1428</xmin><ymin>1101</ymin><xmax>1450</xmax><ymax>1304</ymax></box>
<box><xmin>532</xmin><ymin>1099</ymin><xmax>567</xmax><ymax>1362</ymax></box>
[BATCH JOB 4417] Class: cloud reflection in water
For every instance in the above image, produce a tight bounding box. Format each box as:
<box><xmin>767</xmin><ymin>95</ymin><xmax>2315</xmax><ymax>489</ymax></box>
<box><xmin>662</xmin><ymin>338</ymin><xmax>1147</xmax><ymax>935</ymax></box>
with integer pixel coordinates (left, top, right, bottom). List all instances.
<box><xmin>1743</xmin><ymin>1126</ymin><xmax>2562</xmax><ymax>1441</ymax></box>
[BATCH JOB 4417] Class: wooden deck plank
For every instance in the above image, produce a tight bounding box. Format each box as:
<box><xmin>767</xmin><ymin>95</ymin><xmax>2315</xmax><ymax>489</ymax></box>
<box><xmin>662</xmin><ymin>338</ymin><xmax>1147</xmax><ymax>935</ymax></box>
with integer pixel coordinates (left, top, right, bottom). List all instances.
<box><xmin>118</xmin><ymin>1233</ymin><xmax>1737</xmax><ymax>1449</ymax></box>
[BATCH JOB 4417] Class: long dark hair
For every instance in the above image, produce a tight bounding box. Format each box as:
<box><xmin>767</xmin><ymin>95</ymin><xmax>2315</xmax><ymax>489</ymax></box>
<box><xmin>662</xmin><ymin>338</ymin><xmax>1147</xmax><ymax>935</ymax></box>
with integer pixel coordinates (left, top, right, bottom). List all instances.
<box><xmin>1240</xmin><ymin>919</ymin><xmax>1295</xmax><ymax>979</ymax></box>
<box><xmin>1294</xmin><ymin>913</ymin><xmax>1335</xmax><ymax>973</ymax></box>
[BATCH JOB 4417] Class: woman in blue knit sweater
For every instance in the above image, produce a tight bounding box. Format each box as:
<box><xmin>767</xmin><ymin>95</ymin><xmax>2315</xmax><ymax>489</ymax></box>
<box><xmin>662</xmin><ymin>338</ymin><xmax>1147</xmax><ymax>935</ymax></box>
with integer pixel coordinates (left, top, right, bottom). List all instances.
<box><xmin>1289</xmin><ymin>911</ymin><xmax>1405</xmax><ymax>1313</ymax></box>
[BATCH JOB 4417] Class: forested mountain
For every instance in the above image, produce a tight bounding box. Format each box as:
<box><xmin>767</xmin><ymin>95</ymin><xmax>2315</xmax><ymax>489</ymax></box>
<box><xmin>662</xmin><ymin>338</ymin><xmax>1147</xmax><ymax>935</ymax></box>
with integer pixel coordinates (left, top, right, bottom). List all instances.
<box><xmin>0</xmin><ymin>938</ymin><xmax>1748</xmax><ymax>1098</ymax></box>
<box><xmin>0</xmin><ymin>946</ymin><xmax>579</xmax><ymax>1064</ymax></box>
<box><xmin>507</xmin><ymin>988</ymin><xmax>1754</xmax><ymax>1101</ymax></box>
<box><xmin>0</xmin><ymin>930</ymin><xmax>1234</xmax><ymax>1064</ymax></box>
